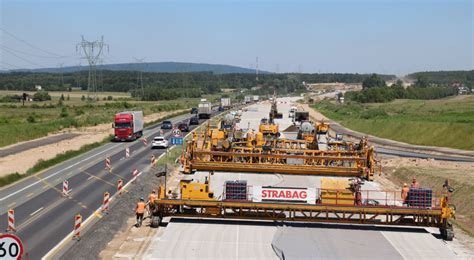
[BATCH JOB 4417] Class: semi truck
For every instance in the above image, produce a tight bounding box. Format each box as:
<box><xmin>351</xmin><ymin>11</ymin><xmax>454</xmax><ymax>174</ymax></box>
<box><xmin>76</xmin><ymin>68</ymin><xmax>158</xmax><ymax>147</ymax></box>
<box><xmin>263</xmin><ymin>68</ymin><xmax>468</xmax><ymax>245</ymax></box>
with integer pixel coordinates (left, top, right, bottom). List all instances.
<box><xmin>198</xmin><ymin>99</ymin><xmax>212</xmax><ymax>119</ymax></box>
<box><xmin>113</xmin><ymin>111</ymin><xmax>144</xmax><ymax>141</ymax></box>
<box><xmin>220</xmin><ymin>98</ymin><xmax>231</xmax><ymax>110</ymax></box>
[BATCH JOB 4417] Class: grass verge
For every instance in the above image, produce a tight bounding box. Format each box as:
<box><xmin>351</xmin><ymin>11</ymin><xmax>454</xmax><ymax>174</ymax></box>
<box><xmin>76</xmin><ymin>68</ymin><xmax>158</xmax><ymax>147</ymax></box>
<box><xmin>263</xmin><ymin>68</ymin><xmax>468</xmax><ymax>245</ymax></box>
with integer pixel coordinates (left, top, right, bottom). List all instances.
<box><xmin>384</xmin><ymin>165</ymin><xmax>474</xmax><ymax>237</ymax></box>
<box><xmin>0</xmin><ymin>135</ymin><xmax>113</xmax><ymax>188</ymax></box>
<box><xmin>311</xmin><ymin>96</ymin><xmax>474</xmax><ymax>150</ymax></box>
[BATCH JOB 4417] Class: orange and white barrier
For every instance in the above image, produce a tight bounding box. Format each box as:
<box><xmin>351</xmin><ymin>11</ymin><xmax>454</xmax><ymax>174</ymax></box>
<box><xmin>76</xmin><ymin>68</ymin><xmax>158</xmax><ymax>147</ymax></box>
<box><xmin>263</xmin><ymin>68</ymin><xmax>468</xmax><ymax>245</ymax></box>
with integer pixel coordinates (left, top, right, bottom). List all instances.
<box><xmin>102</xmin><ymin>192</ymin><xmax>110</xmax><ymax>213</ymax></box>
<box><xmin>117</xmin><ymin>179</ymin><xmax>123</xmax><ymax>195</ymax></box>
<box><xmin>73</xmin><ymin>214</ymin><xmax>82</xmax><ymax>240</ymax></box>
<box><xmin>143</xmin><ymin>137</ymin><xmax>148</xmax><ymax>146</ymax></box>
<box><xmin>7</xmin><ymin>209</ymin><xmax>15</xmax><ymax>232</ymax></box>
<box><xmin>150</xmin><ymin>154</ymin><xmax>156</xmax><ymax>167</ymax></box>
<box><xmin>132</xmin><ymin>168</ymin><xmax>139</xmax><ymax>183</ymax></box>
<box><xmin>125</xmin><ymin>147</ymin><xmax>130</xmax><ymax>158</ymax></box>
<box><xmin>105</xmin><ymin>157</ymin><xmax>111</xmax><ymax>171</ymax></box>
<box><xmin>62</xmin><ymin>180</ymin><xmax>69</xmax><ymax>197</ymax></box>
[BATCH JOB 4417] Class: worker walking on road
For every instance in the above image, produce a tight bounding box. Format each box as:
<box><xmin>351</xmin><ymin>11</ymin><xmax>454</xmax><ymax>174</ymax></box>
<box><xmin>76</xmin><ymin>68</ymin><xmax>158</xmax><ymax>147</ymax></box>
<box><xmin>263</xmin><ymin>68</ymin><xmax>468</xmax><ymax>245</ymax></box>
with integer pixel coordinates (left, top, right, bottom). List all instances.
<box><xmin>135</xmin><ymin>197</ymin><xmax>146</xmax><ymax>227</ymax></box>
<box><xmin>411</xmin><ymin>177</ymin><xmax>420</xmax><ymax>189</ymax></box>
<box><xmin>401</xmin><ymin>183</ymin><xmax>410</xmax><ymax>205</ymax></box>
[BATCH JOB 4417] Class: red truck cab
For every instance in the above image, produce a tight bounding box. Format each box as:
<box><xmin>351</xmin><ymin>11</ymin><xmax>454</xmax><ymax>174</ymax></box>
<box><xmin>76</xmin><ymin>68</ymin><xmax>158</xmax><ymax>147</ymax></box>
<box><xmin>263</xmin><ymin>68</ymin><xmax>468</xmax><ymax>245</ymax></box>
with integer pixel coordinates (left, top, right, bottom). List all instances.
<box><xmin>113</xmin><ymin>111</ymin><xmax>144</xmax><ymax>141</ymax></box>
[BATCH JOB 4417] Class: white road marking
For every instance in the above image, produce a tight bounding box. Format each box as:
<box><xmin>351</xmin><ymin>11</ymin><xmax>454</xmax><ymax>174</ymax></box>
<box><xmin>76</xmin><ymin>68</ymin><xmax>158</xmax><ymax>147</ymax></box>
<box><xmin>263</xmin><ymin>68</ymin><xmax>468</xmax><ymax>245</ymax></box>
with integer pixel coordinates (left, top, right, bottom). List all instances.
<box><xmin>87</xmin><ymin>176</ymin><xmax>93</xmax><ymax>181</ymax></box>
<box><xmin>0</xmin><ymin>143</ymin><xmax>122</xmax><ymax>202</ymax></box>
<box><xmin>30</xmin><ymin>207</ymin><xmax>44</xmax><ymax>216</ymax></box>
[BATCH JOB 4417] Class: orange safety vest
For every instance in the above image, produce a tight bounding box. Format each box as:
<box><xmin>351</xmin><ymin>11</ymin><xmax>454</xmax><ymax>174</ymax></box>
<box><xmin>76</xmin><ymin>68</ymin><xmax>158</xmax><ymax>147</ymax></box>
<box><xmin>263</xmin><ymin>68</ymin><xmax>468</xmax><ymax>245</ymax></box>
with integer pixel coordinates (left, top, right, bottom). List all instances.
<box><xmin>149</xmin><ymin>193</ymin><xmax>157</xmax><ymax>203</ymax></box>
<box><xmin>401</xmin><ymin>187</ymin><xmax>410</xmax><ymax>200</ymax></box>
<box><xmin>136</xmin><ymin>202</ymin><xmax>146</xmax><ymax>214</ymax></box>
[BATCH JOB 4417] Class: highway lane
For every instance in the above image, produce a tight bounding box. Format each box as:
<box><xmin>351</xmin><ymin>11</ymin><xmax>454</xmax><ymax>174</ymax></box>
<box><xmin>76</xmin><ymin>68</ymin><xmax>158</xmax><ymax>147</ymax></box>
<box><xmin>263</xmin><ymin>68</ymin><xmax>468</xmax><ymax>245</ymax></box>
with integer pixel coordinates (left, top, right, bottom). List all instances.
<box><xmin>0</xmin><ymin>110</ymin><xmax>220</xmax><ymax>258</ymax></box>
<box><xmin>376</xmin><ymin>146</ymin><xmax>474</xmax><ymax>162</ymax></box>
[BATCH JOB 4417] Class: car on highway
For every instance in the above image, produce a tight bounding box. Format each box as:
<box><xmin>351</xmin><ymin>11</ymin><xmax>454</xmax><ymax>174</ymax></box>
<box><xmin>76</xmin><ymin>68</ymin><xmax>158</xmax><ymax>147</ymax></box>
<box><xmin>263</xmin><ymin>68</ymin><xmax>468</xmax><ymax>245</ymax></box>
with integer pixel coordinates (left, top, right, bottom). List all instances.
<box><xmin>189</xmin><ymin>117</ymin><xmax>199</xmax><ymax>125</ymax></box>
<box><xmin>161</xmin><ymin>120</ymin><xmax>173</xmax><ymax>129</ymax></box>
<box><xmin>178</xmin><ymin>122</ymin><xmax>190</xmax><ymax>132</ymax></box>
<box><xmin>190</xmin><ymin>107</ymin><xmax>198</xmax><ymax>114</ymax></box>
<box><xmin>152</xmin><ymin>136</ymin><xmax>169</xmax><ymax>149</ymax></box>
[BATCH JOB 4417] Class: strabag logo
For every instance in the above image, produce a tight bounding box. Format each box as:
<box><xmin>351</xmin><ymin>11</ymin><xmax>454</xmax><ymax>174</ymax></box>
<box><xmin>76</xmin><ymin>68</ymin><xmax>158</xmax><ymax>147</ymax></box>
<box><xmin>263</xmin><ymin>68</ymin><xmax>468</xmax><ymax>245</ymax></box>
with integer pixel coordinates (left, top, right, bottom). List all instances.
<box><xmin>252</xmin><ymin>186</ymin><xmax>316</xmax><ymax>204</ymax></box>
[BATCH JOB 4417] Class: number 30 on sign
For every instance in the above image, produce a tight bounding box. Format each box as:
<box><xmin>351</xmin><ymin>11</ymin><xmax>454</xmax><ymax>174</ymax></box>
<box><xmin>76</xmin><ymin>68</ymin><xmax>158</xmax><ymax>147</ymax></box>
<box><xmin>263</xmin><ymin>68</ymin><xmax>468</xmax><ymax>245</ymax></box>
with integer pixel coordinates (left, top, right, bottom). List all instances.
<box><xmin>0</xmin><ymin>234</ymin><xmax>24</xmax><ymax>260</ymax></box>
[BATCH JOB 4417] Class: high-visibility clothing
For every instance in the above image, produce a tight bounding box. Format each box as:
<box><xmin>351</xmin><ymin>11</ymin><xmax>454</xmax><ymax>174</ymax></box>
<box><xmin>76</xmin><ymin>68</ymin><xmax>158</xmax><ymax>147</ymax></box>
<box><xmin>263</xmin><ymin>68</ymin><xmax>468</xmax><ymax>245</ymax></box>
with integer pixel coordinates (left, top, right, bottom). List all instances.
<box><xmin>136</xmin><ymin>202</ymin><xmax>146</xmax><ymax>214</ymax></box>
<box><xmin>401</xmin><ymin>187</ymin><xmax>410</xmax><ymax>201</ymax></box>
<box><xmin>149</xmin><ymin>193</ymin><xmax>157</xmax><ymax>203</ymax></box>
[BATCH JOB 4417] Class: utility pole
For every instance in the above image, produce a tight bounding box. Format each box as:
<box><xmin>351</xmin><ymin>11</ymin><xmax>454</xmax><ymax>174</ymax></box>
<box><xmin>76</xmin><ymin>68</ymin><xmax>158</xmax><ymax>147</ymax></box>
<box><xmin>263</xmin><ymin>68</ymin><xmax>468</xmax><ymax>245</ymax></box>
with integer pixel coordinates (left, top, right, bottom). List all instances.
<box><xmin>58</xmin><ymin>63</ymin><xmax>64</xmax><ymax>88</ymax></box>
<box><xmin>255</xmin><ymin>57</ymin><xmax>259</xmax><ymax>82</ymax></box>
<box><xmin>76</xmin><ymin>35</ymin><xmax>108</xmax><ymax>99</ymax></box>
<box><xmin>134</xmin><ymin>57</ymin><xmax>145</xmax><ymax>100</ymax></box>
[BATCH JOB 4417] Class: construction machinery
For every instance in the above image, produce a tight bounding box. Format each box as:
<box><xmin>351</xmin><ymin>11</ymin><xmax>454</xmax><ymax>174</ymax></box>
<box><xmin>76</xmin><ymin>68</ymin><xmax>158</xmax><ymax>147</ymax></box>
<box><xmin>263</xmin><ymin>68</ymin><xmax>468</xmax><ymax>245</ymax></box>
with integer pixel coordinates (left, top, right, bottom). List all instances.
<box><xmin>151</xmin><ymin>174</ymin><xmax>456</xmax><ymax>241</ymax></box>
<box><xmin>180</xmin><ymin>117</ymin><xmax>378</xmax><ymax>180</ymax></box>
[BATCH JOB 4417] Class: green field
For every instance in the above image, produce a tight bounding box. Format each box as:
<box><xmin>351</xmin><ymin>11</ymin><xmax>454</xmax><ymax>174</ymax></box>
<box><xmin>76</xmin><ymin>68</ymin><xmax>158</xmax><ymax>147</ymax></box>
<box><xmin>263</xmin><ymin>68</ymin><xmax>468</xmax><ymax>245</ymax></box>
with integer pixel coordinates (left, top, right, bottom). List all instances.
<box><xmin>312</xmin><ymin>95</ymin><xmax>474</xmax><ymax>150</ymax></box>
<box><xmin>0</xmin><ymin>90</ymin><xmax>214</xmax><ymax>148</ymax></box>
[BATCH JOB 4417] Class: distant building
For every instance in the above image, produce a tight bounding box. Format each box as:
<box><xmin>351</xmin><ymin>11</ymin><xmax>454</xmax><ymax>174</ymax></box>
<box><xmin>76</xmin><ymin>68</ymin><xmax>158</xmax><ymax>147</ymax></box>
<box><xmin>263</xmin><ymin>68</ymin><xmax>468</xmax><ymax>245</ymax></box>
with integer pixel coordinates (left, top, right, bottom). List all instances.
<box><xmin>35</xmin><ymin>85</ymin><xmax>42</xmax><ymax>90</ymax></box>
<box><xmin>458</xmin><ymin>86</ymin><xmax>470</xmax><ymax>95</ymax></box>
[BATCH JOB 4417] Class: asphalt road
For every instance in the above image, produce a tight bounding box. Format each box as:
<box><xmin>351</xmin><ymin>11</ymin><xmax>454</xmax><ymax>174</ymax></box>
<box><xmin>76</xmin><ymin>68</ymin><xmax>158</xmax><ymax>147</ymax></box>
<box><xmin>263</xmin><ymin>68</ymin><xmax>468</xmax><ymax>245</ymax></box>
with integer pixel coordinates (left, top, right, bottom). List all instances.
<box><xmin>0</xmin><ymin>133</ymin><xmax>80</xmax><ymax>158</ymax></box>
<box><xmin>0</xmin><ymin>110</ymin><xmax>218</xmax><ymax>259</ymax></box>
<box><xmin>143</xmin><ymin>98</ymin><xmax>466</xmax><ymax>259</ymax></box>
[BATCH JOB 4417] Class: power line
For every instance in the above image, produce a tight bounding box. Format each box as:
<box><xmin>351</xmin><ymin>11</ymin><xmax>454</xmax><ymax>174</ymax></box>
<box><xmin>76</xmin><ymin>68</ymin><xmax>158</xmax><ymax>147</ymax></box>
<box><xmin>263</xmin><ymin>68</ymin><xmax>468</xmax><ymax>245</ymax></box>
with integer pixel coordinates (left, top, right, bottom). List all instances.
<box><xmin>0</xmin><ymin>27</ymin><xmax>68</xmax><ymax>58</ymax></box>
<box><xmin>0</xmin><ymin>61</ymin><xmax>23</xmax><ymax>70</ymax></box>
<box><xmin>0</xmin><ymin>44</ymin><xmax>70</xmax><ymax>59</ymax></box>
<box><xmin>2</xmin><ymin>47</ymin><xmax>46</xmax><ymax>68</ymax></box>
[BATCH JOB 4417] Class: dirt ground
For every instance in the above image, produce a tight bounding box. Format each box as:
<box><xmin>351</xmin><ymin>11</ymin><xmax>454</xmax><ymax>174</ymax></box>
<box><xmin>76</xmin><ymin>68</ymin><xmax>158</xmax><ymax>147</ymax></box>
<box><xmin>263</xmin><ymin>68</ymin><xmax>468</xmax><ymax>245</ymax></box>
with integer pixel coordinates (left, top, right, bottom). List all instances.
<box><xmin>0</xmin><ymin>110</ymin><xmax>185</xmax><ymax>177</ymax></box>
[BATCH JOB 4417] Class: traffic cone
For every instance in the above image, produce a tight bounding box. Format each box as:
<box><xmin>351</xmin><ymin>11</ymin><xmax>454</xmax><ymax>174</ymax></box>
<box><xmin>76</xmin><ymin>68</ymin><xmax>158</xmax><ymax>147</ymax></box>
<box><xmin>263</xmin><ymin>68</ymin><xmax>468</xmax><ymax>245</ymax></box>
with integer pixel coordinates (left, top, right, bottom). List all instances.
<box><xmin>62</xmin><ymin>180</ymin><xmax>69</xmax><ymax>197</ymax></box>
<box><xmin>6</xmin><ymin>209</ymin><xmax>15</xmax><ymax>233</ymax></box>
<box><xmin>102</xmin><ymin>192</ymin><xmax>110</xmax><ymax>214</ymax></box>
<box><xmin>73</xmin><ymin>214</ymin><xmax>82</xmax><ymax>240</ymax></box>
<box><xmin>117</xmin><ymin>179</ymin><xmax>123</xmax><ymax>195</ymax></box>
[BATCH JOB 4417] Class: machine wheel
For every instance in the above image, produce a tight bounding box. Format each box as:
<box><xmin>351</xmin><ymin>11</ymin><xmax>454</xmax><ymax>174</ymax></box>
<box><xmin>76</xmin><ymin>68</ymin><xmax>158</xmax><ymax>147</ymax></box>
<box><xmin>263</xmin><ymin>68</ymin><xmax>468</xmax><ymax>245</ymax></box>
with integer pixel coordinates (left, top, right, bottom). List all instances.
<box><xmin>150</xmin><ymin>215</ymin><xmax>162</xmax><ymax>228</ymax></box>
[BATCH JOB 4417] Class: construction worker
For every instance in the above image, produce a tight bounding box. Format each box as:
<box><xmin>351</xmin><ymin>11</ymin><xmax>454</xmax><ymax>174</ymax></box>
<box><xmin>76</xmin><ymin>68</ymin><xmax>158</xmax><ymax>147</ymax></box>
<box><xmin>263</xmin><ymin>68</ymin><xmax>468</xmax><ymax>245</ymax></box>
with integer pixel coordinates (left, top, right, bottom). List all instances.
<box><xmin>411</xmin><ymin>177</ymin><xmax>420</xmax><ymax>189</ymax></box>
<box><xmin>135</xmin><ymin>197</ymin><xmax>146</xmax><ymax>227</ymax></box>
<box><xmin>401</xmin><ymin>183</ymin><xmax>410</xmax><ymax>205</ymax></box>
<box><xmin>148</xmin><ymin>190</ymin><xmax>157</xmax><ymax>206</ymax></box>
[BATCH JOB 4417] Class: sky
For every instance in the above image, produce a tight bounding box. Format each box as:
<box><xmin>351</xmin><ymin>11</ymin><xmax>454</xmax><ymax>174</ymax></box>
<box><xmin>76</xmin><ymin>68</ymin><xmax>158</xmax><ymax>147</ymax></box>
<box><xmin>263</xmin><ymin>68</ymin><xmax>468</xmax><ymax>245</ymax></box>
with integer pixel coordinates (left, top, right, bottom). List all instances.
<box><xmin>0</xmin><ymin>0</ymin><xmax>473</xmax><ymax>75</ymax></box>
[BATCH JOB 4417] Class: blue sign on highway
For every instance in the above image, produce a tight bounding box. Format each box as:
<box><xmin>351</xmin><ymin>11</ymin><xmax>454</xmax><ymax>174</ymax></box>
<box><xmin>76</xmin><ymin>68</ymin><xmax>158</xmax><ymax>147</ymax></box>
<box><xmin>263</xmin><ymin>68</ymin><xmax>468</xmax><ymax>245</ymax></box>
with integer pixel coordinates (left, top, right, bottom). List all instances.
<box><xmin>170</xmin><ymin>137</ymin><xmax>183</xmax><ymax>145</ymax></box>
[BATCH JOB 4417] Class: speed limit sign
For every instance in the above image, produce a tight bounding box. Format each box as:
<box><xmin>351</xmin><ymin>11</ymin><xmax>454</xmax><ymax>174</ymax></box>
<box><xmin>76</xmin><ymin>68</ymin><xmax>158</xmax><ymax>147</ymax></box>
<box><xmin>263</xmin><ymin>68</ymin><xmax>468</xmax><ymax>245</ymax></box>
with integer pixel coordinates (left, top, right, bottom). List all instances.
<box><xmin>172</xmin><ymin>128</ymin><xmax>181</xmax><ymax>137</ymax></box>
<box><xmin>0</xmin><ymin>234</ymin><xmax>24</xmax><ymax>259</ymax></box>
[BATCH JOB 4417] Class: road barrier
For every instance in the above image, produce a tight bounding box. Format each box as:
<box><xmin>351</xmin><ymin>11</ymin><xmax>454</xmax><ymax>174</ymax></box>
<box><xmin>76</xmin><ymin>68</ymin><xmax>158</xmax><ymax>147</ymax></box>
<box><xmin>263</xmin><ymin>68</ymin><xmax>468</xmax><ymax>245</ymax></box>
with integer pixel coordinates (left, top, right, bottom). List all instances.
<box><xmin>132</xmin><ymin>168</ymin><xmax>139</xmax><ymax>183</ymax></box>
<box><xmin>125</xmin><ymin>146</ymin><xmax>130</xmax><ymax>158</ymax></box>
<box><xmin>117</xmin><ymin>179</ymin><xmax>123</xmax><ymax>195</ymax></box>
<box><xmin>143</xmin><ymin>137</ymin><xmax>148</xmax><ymax>146</ymax></box>
<box><xmin>73</xmin><ymin>214</ymin><xmax>82</xmax><ymax>240</ymax></box>
<box><xmin>6</xmin><ymin>209</ymin><xmax>15</xmax><ymax>232</ymax></box>
<box><xmin>105</xmin><ymin>157</ymin><xmax>111</xmax><ymax>172</ymax></box>
<box><xmin>102</xmin><ymin>192</ymin><xmax>110</xmax><ymax>213</ymax></box>
<box><xmin>62</xmin><ymin>180</ymin><xmax>69</xmax><ymax>197</ymax></box>
<box><xmin>151</xmin><ymin>154</ymin><xmax>156</xmax><ymax>167</ymax></box>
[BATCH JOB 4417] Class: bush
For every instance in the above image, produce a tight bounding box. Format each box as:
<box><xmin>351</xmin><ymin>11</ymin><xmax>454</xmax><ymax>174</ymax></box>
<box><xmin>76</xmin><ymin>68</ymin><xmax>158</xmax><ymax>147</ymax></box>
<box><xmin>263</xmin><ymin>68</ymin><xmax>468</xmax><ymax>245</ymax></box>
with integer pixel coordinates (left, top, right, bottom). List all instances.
<box><xmin>60</xmin><ymin>107</ymin><xmax>69</xmax><ymax>117</ymax></box>
<box><xmin>107</xmin><ymin>95</ymin><xmax>113</xmax><ymax>101</ymax></box>
<box><xmin>81</xmin><ymin>95</ymin><xmax>86</xmax><ymax>101</ymax></box>
<box><xmin>33</xmin><ymin>91</ymin><xmax>51</xmax><ymax>101</ymax></box>
<box><xmin>27</xmin><ymin>115</ymin><xmax>36</xmax><ymax>123</ymax></box>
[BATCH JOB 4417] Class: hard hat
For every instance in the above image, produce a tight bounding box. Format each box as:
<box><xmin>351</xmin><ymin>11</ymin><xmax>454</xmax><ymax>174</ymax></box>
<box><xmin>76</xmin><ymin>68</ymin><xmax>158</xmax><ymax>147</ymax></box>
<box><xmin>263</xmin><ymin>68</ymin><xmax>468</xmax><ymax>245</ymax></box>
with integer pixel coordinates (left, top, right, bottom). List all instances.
<box><xmin>140</xmin><ymin>196</ymin><xmax>144</xmax><ymax>201</ymax></box>
<box><xmin>403</xmin><ymin>183</ymin><xmax>408</xmax><ymax>187</ymax></box>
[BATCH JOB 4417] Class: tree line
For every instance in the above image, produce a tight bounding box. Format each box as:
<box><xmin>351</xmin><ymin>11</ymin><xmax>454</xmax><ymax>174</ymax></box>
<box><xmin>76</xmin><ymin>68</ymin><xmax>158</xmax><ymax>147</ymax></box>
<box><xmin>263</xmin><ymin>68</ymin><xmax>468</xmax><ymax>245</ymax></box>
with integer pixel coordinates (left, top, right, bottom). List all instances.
<box><xmin>0</xmin><ymin>70</ymin><xmax>395</xmax><ymax>101</ymax></box>
<box><xmin>346</xmin><ymin>74</ymin><xmax>459</xmax><ymax>103</ymax></box>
